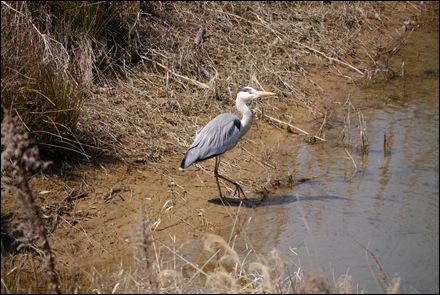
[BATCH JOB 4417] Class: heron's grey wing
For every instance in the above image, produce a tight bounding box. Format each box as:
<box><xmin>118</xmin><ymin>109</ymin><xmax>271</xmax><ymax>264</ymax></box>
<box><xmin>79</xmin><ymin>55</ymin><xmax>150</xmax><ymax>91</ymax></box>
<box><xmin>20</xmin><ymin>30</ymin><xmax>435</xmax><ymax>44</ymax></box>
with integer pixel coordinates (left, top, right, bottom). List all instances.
<box><xmin>181</xmin><ymin>113</ymin><xmax>241</xmax><ymax>168</ymax></box>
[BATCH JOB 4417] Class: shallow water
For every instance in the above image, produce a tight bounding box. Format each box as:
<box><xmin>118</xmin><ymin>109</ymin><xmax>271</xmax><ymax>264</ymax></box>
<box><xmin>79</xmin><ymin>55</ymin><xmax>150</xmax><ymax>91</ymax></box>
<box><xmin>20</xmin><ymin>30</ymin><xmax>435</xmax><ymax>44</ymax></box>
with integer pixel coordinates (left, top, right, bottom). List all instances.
<box><xmin>244</xmin><ymin>18</ymin><xmax>439</xmax><ymax>293</ymax></box>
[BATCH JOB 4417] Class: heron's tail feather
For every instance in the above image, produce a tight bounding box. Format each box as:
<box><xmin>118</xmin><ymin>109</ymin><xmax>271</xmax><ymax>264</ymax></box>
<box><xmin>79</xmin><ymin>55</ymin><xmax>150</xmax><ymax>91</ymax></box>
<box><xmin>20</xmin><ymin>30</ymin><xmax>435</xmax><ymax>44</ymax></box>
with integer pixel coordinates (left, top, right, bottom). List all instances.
<box><xmin>180</xmin><ymin>149</ymin><xmax>197</xmax><ymax>169</ymax></box>
<box><xmin>180</xmin><ymin>156</ymin><xmax>188</xmax><ymax>169</ymax></box>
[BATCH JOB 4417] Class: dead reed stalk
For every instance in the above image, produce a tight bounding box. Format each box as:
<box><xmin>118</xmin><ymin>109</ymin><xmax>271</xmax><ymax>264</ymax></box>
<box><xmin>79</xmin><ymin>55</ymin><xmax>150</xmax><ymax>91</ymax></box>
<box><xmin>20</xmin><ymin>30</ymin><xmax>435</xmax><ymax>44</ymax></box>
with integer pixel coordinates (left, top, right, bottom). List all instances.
<box><xmin>358</xmin><ymin>110</ymin><xmax>369</xmax><ymax>154</ymax></box>
<box><xmin>1</xmin><ymin>112</ymin><xmax>60</xmax><ymax>294</ymax></box>
<box><xmin>355</xmin><ymin>240</ymin><xmax>390</xmax><ymax>292</ymax></box>
<box><xmin>139</xmin><ymin>201</ymin><xmax>159</xmax><ymax>292</ymax></box>
<box><xmin>340</xmin><ymin>96</ymin><xmax>369</xmax><ymax>154</ymax></box>
<box><xmin>340</xmin><ymin>96</ymin><xmax>355</xmax><ymax>149</ymax></box>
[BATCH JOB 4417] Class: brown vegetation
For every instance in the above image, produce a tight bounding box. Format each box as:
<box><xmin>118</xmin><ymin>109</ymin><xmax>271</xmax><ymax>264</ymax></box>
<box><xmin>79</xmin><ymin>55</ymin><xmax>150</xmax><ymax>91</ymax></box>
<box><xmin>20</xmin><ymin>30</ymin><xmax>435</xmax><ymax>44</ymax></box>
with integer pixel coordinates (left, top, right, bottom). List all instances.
<box><xmin>1</xmin><ymin>113</ymin><xmax>59</xmax><ymax>293</ymax></box>
<box><xmin>1</xmin><ymin>1</ymin><xmax>431</xmax><ymax>293</ymax></box>
<box><xmin>1</xmin><ymin>1</ymin><xmax>424</xmax><ymax>161</ymax></box>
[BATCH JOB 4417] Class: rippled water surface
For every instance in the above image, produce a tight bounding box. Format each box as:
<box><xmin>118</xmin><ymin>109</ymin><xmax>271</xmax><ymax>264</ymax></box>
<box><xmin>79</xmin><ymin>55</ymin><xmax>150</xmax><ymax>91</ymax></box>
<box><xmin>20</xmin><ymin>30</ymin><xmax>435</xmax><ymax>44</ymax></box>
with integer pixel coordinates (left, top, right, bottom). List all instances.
<box><xmin>245</xmin><ymin>19</ymin><xmax>439</xmax><ymax>293</ymax></box>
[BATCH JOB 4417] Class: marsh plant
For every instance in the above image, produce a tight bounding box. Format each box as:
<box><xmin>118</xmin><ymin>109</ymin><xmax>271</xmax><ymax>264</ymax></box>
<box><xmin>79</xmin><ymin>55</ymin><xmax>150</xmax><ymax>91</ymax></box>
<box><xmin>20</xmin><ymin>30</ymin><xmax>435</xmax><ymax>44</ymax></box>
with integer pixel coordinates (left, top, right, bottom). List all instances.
<box><xmin>1</xmin><ymin>112</ymin><xmax>60</xmax><ymax>293</ymax></box>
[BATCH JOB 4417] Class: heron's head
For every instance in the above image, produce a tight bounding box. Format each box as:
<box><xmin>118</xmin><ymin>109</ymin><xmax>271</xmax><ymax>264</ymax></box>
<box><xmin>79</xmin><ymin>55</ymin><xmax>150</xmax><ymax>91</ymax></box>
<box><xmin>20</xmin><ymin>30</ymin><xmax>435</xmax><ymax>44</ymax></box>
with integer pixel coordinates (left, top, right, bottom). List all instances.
<box><xmin>237</xmin><ymin>86</ymin><xmax>276</xmax><ymax>102</ymax></box>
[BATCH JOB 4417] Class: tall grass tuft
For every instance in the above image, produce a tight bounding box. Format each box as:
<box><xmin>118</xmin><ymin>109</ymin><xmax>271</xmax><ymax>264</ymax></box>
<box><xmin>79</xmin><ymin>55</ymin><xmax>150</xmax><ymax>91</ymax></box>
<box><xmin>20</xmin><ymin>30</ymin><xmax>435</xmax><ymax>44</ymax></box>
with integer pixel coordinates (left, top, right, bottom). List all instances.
<box><xmin>1</xmin><ymin>1</ymin><xmax>138</xmax><ymax>158</ymax></box>
<box><xmin>2</xmin><ymin>2</ymin><xmax>84</xmax><ymax>158</ymax></box>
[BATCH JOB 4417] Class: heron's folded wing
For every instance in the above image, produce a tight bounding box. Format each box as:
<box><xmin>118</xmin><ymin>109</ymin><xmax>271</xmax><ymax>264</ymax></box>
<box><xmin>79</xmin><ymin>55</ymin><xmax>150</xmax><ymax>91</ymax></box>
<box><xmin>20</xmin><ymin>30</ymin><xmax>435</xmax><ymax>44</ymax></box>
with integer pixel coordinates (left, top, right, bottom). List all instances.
<box><xmin>181</xmin><ymin>113</ymin><xmax>241</xmax><ymax>168</ymax></box>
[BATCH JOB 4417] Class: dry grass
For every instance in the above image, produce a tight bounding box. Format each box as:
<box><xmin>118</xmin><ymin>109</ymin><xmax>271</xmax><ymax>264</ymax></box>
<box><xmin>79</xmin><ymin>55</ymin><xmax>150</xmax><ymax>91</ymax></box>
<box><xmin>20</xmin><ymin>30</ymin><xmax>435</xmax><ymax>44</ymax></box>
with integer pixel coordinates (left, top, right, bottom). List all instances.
<box><xmin>73</xmin><ymin>228</ymin><xmax>390</xmax><ymax>294</ymax></box>
<box><xmin>338</xmin><ymin>95</ymin><xmax>371</xmax><ymax>178</ymax></box>
<box><xmin>82</xmin><ymin>1</ymin><xmax>428</xmax><ymax>163</ymax></box>
<box><xmin>0</xmin><ymin>221</ymin><xmax>401</xmax><ymax>294</ymax></box>
<box><xmin>1</xmin><ymin>1</ymin><xmax>427</xmax><ymax>294</ymax></box>
<box><xmin>1</xmin><ymin>1</ymin><xmax>427</xmax><ymax>162</ymax></box>
<box><xmin>1</xmin><ymin>1</ymin><xmax>139</xmax><ymax>159</ymax></box>
<box><xmin>1</xmin><ymin>2</ymin><xmax>84</xmax><ymax>158</ymax></box>
<box><xmin>83</xmin><ymin>1</ymin><xmax>387</xmax><ymax>160</ymax></box>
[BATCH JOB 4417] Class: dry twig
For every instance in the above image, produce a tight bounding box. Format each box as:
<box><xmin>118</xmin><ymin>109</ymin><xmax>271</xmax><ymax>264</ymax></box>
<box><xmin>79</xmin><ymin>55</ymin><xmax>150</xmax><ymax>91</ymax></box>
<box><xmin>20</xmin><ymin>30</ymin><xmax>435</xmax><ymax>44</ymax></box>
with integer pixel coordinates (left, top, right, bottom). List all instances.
<box><xmin>257</xmin><ymin>110</ymin><xmax>326</xmax><ymax>142</ymax></box>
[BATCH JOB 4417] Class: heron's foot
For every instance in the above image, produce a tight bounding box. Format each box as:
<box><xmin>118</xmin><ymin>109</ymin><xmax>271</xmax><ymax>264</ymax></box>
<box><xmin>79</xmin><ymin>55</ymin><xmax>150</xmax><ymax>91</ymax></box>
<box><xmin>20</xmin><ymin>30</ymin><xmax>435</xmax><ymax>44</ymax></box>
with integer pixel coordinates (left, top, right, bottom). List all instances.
<box><xmin>232</xmin><ymin>184</ymin><xmax>247</xmax><ymax>200</ymax></box>
<box><xmin>257</xmin><ymin>193</ymin><xmax>268</xmax><ymax>205</ymax></box>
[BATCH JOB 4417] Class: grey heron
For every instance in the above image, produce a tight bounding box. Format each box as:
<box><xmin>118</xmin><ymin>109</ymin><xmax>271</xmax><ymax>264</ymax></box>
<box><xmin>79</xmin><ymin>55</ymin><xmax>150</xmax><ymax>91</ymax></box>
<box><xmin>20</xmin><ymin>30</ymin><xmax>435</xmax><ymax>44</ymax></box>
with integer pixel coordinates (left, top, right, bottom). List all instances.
<box><xmin>180</xmin><ymin>87</ymin><xmax>276</xmax><ymax>201</ymax></box>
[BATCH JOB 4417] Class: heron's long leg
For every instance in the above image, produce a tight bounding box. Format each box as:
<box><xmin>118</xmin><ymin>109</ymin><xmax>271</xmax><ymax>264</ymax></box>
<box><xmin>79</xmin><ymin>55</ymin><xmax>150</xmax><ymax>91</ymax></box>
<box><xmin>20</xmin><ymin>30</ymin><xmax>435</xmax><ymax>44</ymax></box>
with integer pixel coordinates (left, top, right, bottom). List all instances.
<box><xmin>214</xmin><ymin>157</ymin><xmax>247</xmax><ymax>200</ymax></box>
<box><xmin>214</xmin><ymin>157</ymin><xmax>224</xmax><ymax>200</ymax></box>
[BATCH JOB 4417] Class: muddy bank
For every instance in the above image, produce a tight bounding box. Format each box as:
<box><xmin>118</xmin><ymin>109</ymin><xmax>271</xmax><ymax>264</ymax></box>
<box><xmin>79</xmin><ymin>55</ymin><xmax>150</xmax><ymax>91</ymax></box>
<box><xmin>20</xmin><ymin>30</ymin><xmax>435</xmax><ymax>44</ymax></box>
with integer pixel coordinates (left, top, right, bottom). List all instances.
<box><xmin>1</xmin><ymin>2</ymin><xmax>434</xmax><ymax>293</ymax></box>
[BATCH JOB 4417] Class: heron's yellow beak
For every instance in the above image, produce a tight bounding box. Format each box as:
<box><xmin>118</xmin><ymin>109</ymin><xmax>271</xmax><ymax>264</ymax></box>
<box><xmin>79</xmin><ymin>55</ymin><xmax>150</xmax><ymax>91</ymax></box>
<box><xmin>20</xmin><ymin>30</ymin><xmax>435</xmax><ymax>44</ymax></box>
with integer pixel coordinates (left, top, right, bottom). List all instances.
<box><xmin>257</xmin><ymin>91</ymin><xmax>277</xmax><ymax>98</ymax></box>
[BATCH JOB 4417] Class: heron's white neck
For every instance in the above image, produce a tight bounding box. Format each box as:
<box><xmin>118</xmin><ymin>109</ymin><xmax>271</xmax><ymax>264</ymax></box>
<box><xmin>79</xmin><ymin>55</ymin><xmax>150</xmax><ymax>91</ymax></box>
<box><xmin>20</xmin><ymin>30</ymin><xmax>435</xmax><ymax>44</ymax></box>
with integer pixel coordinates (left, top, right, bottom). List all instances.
<box><xmin>236</xmin><ymin>96</ymin><xmax>253</xmax><ymax>137</ymax></box>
